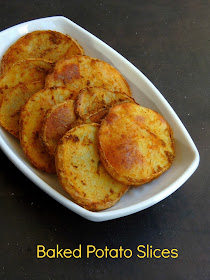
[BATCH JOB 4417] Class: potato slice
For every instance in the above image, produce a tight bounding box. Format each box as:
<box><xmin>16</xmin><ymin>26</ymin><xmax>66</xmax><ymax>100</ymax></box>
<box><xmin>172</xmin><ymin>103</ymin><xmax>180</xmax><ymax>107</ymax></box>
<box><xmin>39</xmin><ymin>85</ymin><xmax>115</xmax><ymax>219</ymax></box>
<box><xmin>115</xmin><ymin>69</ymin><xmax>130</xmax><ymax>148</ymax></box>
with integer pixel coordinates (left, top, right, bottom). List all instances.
<box><xmin>0</xmin><ymin>59</ymin><xmax>54</xmax><ymax>105</ymax></box>
<box><xmin>1</xmin><ymin>30</ymin><xmax>84</xmax><ymax>74</ymax></box>
<box><xmin>55</xmin><ymin>123</ymin><xmax>129</xmax><ymax>211</ymax></box>
<box><xmin>76</xmin><ymin>87</ymin><xmax>135</xmax><ymax>120</ymax></box>
<box><xmin>19</xmin><ymin>87</ymin><xmax>74</xmax><ymax>173</ymax></box>
<box><xmin>45</xmin><ymin>55</ymin><xmax>131</xmax><ymax>100</ymax></box>
<box><xmin>41</xmin><ymin>100</ymin><xmax>77</xmax><ymax>156</ymax></box>
<box><xmin>0</xmin><ymin>81</ymin><xmax>45</xmax><ymax>138</ymax></box>
<box><xmin>98</xmin><ymin>103</ymin><xmax>175</xmax><ymax>186</ymax></box>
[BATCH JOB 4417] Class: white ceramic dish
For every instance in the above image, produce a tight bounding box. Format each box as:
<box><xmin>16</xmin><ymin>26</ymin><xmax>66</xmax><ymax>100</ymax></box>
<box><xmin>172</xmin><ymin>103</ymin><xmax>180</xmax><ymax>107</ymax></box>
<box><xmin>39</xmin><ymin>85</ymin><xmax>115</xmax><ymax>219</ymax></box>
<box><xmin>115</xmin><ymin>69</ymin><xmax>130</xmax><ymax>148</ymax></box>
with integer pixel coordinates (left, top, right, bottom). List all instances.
<box><xmin>0</xmin><ymin>16</ymin><xmax>199</xmax><ymax>222</ymax></box>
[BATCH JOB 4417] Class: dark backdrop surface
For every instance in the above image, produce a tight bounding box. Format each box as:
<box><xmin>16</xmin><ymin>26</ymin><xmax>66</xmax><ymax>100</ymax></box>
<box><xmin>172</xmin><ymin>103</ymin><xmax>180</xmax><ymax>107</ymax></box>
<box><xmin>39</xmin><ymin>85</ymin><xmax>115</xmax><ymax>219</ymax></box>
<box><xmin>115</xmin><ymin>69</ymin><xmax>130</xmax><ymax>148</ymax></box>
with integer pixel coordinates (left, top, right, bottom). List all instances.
<box><xmin>0</xmin><ymin>0</ymin><xmax>209</xmax><ymax>279</ymax></box>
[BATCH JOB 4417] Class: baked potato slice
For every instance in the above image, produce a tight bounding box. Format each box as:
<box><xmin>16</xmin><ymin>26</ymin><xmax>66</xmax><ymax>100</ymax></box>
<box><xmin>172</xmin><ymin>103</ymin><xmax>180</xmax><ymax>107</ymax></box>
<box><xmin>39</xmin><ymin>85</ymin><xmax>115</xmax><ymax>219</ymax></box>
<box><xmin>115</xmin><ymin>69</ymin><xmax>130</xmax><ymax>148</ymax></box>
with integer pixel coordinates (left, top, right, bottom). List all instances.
<box><xmin>55</xmin><ymin>123</ymin><xmax>129</xmax><ymax>211</ymax></box>
<box><xmin>98</xmin><ymin>103</ymin><xmax>175</xmax><ymax>186</ymax></box>
<box><xmin>19</xmin><ymin>87</ymin><xmax>74</xmax><ymax>173</ymax></box>
<box><xmin>1</xmin><ymin>30</ymin><xmax>84</xmax><ymax>74</ymax></box>
<box><xmin>0</xmin><ymin>59</ymin><xmax>54</xmax><ymax>105</ymax></box>
<box><xmin>45</xmin><ymin>55</ymin><xmax>131</xmax><ymax>100</ymax></box>
<box><xmin>76</xmin><ymin>87</ymin><xmax>135</xmax><ymax>120</ymax></box>
<box><xmin>0</xmin><ymin>80</ymin><xmax>45</xmax><ymax>138</ymax></box>
<box><xmin>41</xmin><ymin>100</ymin><xmax>77</xmax><ymax>156</ymax></box>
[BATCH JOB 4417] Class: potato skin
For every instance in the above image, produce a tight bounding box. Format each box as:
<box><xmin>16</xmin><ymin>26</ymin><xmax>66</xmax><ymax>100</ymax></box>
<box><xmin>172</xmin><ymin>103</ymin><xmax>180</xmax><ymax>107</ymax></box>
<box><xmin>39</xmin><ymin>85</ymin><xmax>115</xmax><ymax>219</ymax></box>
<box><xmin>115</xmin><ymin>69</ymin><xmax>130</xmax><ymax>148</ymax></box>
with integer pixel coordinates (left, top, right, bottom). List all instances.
<box><xmin>0</xmin><ymin>81</ymin><xmax>45</xmax><ymax>138</ymax></box>
<box><xmin>55</xmin><ymin>124</ymin><xmax>129</xmax><ymax>211</ymax></box>
<box><xmin>0</xmin><ymin>59</ymin><xmax>54</xmax><ymax>105</ymax></box>
<box><xmin>19</xmin><ymin>87</ymin><xmax>75</xmax><ymax>173</ymax></box>
<box><xmin>1</xmin><ymin>30</ymin><xmax>84</xmax><ymax>74</ymax></box>
<box><xmin>45</xmin><ymin>55</ymin><xmax>131</xmax><ymax>100</ymax></box>
<box><xmin>98</xmin><ymin>103</ymin><xmax>175</xmax><ymax>186</ymax></box>
<box><xmin>41</xmin><ymin>100</ymin><xmax>77</xmax><ymax>156</ymax></box>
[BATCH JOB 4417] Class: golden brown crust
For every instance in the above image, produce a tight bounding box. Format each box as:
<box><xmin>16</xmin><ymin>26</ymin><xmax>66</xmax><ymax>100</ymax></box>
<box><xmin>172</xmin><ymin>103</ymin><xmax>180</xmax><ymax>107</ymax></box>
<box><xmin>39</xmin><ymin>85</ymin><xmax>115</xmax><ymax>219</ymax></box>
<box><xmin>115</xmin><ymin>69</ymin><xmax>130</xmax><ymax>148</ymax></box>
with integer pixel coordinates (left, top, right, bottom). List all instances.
<box><xmin>98</xmin><ymin>103</ymin><xmax>175</xmax><ymax>186</ymax></box>
<box><xmin>1</xmin><ymin>30</ymin><xmax>84</xmax><ymax>74</ymax></box>
<box><xmin>19</xmin><ymin>87</ymin><xmax>75</xmax><ymax>173</ymax></box>
<box><xmin>0</xmin><ymin>59</ymin><xmax>54</xmax><ymax>105</ymax></box>
<box><xmin>55</xmin><ymin>123</ymin><xmax>129</xmax><ymax>211</ymax></box>
<box><xmin>45</xmin><ymin>55</ymin><xmax>131</xmax><ymax>100</ymax></box>
<box><xmin>0</xmin><ymin>81</ymin><xmax>45</xmax><ymax>138</ymax></box>
<box><xmin>41</xmin><ymin>100</ymin><xmax>77</xmax><ymax>156</ymax></box>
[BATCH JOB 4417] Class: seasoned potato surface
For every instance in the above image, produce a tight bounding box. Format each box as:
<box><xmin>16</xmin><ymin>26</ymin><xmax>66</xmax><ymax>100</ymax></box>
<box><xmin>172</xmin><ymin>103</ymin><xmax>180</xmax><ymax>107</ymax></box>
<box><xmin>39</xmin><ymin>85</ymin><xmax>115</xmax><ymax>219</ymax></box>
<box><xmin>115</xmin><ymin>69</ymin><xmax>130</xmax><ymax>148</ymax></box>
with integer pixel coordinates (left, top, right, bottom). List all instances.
<box><xmin>0</xmin><ymin>59</ymin><xmax>54</xmax><ymax>105</ymax></box>
<box><xmin>99</xmin><ymin>103</ymin><xmax>175</xmax><ymax>185</ymax></box>
<box><xmin>45</xmin><ymin>55</ymin><xmax>131</xmax><ymax>100</ymax></box>
<box><xmin>56</xmin><ymin>123</ymin><xmax>129</xmax><ymax>211</ymax></box>
<box><xmin>19</xmin><ymin>87</ymin><xmax>74</xmax><ymax>173</ymax></box>
<box><xmin>41</xmin><ymin>100</ymin><xmax>77</xmax><ymax>156</ymax></box>
<box><xmin>0</xmin><ymin>81</ymin><xmax>45</xmax><ymax>138</ymax></box>
<box><xmin>76</xmin><ymin>87</ymin><xmax>135</xmax><ymax>120</ymax></box>
<box><xmin>1</xmin><ymin>30</ymin><xmax>83</xmax><ymax>74</ymax></box>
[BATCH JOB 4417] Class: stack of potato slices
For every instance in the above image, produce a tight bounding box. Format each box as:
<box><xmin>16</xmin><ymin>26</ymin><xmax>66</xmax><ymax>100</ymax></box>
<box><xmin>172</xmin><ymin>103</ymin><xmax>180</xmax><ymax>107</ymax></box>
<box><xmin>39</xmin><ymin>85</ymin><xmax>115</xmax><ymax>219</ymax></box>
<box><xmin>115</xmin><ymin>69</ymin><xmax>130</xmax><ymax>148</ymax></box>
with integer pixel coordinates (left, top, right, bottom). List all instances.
<box><xmin>0</xmin><ymin>30</ymin><xmax>175</xmax><ymax>211</ymax></box>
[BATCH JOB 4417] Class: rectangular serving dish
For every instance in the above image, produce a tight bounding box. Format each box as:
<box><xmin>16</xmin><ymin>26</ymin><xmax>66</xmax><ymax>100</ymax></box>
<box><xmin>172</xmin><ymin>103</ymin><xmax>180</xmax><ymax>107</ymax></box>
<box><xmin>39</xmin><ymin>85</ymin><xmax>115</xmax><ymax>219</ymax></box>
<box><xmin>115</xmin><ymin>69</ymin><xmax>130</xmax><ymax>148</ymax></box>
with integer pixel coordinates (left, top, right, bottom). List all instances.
<box><xmin>0</xmin><ymin>16</ymin><xmax>199</xmax><ymax>222</ymax></box>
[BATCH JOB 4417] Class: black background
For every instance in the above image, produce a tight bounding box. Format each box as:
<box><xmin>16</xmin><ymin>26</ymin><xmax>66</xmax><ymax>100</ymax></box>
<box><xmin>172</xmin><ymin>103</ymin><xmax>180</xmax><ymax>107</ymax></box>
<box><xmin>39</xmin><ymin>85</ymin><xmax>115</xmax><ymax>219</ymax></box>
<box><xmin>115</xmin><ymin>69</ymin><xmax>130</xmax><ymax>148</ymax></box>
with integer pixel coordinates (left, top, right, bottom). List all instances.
<box><xmin>0</xmin><ymin>0</ymin><xmax>209</xmax><ymax>279</ymax></box>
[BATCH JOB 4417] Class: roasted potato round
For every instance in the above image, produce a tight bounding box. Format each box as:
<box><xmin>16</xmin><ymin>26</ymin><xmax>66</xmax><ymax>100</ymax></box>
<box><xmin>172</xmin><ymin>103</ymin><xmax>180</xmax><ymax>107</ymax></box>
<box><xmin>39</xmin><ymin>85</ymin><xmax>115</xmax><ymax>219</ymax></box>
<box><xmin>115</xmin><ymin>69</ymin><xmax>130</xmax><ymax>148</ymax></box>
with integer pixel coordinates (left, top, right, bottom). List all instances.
<box><xmin>0</xmin><ymin>81</ymin><xmax>45</xmax><ymax>138</ymax></box>
<box><xmin>55</xmin><ymin>123</ymin><xmax>129</xmax><ymax>211</ymax></box>
<box><xmin>0</xmin><ymin>59</ymin><xmax>54</xmax><ymax>105</ymax></box>
<box><xmin>1</xmin><ymin>30</ymin><xmax>84</xmax><ymax>74</ymax></box>
<box><xmin>41</xmin><ymin>100</ymin><xmax>77</xmax><ymax>156</ymax></box>
<box><xmin>98</xmin><ymin>103</ymin><xmax>175</xmax><ymax>186</ymax></box>
<box><xmin>45</xmin><ymin>55</ymin><xmax>131</xmax><ymax>99</ymax></box>
<box><xmin>76</xmin><ymin>87</ymin><xmax>135</xmax><ymax>120</ymax></box>
<box><xmin>19</xmin><ymin>87</ymin><xmax>74</xmax><ymax>173</ymax></box>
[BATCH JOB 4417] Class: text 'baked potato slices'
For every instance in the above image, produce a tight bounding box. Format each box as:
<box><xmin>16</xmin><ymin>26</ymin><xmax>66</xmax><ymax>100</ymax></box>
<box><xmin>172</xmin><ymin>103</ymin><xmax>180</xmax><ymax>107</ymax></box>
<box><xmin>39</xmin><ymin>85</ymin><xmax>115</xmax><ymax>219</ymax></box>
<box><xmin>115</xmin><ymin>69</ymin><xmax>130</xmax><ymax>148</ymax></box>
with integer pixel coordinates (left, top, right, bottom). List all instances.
<box><xmin>1</xmin><ymin>30</ymin><xmax>84</xmax><ymax>74</ymax></box>
<box><xmin>0</xmin><ymin>81</ymin><xmax>45</xmax><ymax>138</ymax></box>
<box><xmin>56</xmin><ymin>123</ymin><xmax>129</xmax><ymax>211</ymax></box>
<box><xmin>45</xmin><ymin>55</ymin><xmax>131</xmax><ymax>100</ymax></box>
<box><xmin>41</xmin><ymin>100</ymin><xmax>77</xmax><ymax>156</ymax></box>
<box><xmin>98</xmin><ymin>103</ymin><xmax>175</xmax><ymax>186</ymax></box>
<box><xmin>76</xmin><ymin>87</ymin><xmax>135</xmax><ymax>120</ymax></box>
<box><xmin>0</xmin><ymin>59</ymin><xmax>54</xmax><ymax>105</ymax></box>
<box><xmin>19</xmin><ymin>87</ymin><xmax>75</xmax><ymax>173</ymax></box>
